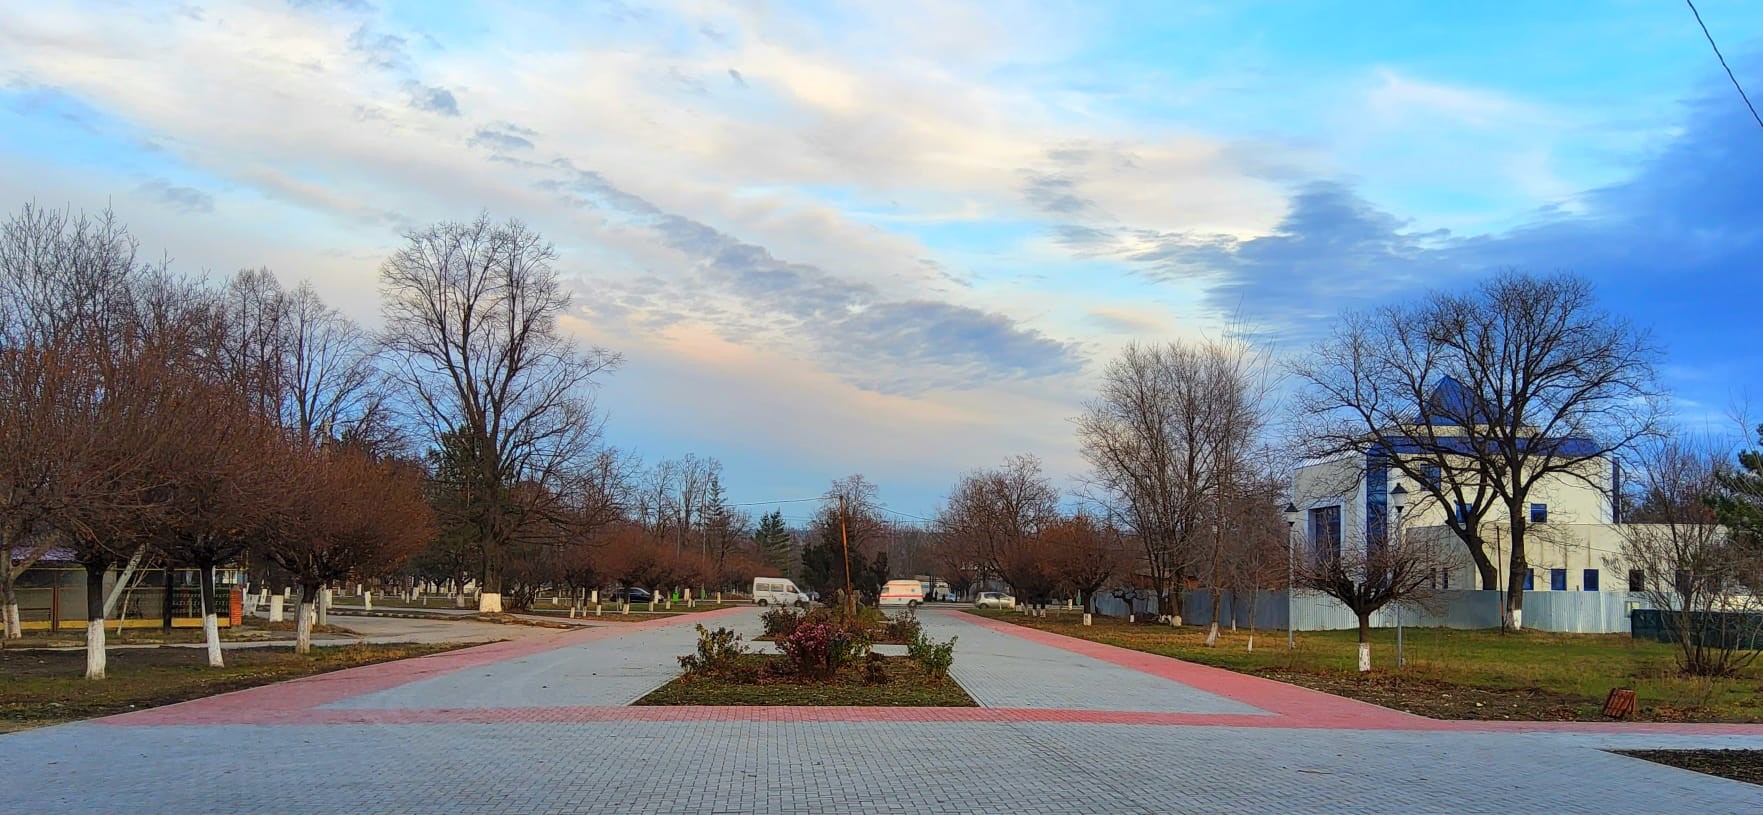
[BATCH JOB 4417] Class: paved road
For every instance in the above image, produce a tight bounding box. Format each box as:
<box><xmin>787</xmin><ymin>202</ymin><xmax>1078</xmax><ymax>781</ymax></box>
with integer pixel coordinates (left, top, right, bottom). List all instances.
<box><xmin>3</xmin><ymin>607</ymin><xmax>1761</xmax><ymax>814</ymax></box>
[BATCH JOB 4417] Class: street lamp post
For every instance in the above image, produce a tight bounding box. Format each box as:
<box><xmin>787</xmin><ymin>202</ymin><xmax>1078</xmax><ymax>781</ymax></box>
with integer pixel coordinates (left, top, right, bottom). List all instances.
<box><xmin>1282</xmin><ymin>502</ymin><xmax>1299</xmax><ymax>650</ymax></box>
<box><xmin>1389</xmin><ymin>483</ymin><xmax>1409</xmax><ymax>668</ymax></box>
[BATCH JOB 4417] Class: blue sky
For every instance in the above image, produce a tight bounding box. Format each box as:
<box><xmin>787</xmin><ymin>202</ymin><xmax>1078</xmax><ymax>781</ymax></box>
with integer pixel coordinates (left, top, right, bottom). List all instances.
<box><xmin>1</xmin><ymin>1</ymin><xmax>1760</xmax><ymax>517</ymax></box>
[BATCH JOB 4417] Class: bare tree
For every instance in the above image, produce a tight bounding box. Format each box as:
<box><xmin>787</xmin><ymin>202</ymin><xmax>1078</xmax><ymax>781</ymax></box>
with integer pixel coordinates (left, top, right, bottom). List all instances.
<box><xmin>263</xmin><ymin>446</ymin><xmax>432</xmax><ymax>653</ymax></box>
<box><xmin>379</xmin><ymin>214</ymin><xmax>619</xmax><ymax>612</ymax></box>
<box><xmin>1297</xmin><ymin>511</ymin><xmax>1454</xmax><ymax>672</ymax></box>
<box><xmin>936</xmin><ymin>455</ymin><xmax>1061</xmax><ymax>609</ymax></box>
<box><xmin>1622</xmin><ymin>435</ymin><xmax>1762</xmax><ymax>676</ymax></box>
<box><xmin>1078</xmin><ymin>338</ymin><xmax>1270</xmax><ymax>625</ymax></box>
<box><xmin>1291</xmin><ymin>270</ymin><xmax>1665</xmax><ymax>629</ymax></box>
<box><xmin>1047</xmin><ymin>513</ymin><xmax>1129</xmax><ymax>614</ymax></box>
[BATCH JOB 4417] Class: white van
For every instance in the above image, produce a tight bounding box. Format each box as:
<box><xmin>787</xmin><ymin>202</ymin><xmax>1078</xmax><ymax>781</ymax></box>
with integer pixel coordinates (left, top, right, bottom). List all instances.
<box><xmin>751</xmin><ymin>577</ymin><xmax>811</xmax><ymax>607</ymax></box>
<box><xmin>878</xmin><ymin>579</ymin><xmax>925</xmax><ymax>608</ymax></box>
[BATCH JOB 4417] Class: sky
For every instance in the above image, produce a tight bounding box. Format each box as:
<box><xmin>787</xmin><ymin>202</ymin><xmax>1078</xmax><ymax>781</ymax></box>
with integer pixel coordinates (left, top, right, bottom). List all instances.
<box><xmin>1</xmin><ymin>0</ymin><xmax>1761</xmax><ymax>519</ymax></box>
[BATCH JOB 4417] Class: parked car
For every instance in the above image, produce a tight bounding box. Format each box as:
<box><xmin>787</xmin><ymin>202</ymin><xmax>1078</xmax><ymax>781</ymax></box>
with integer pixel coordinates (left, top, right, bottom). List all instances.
<box><xmin>752</xmin><ymin>577</ymin><xmax>811</xmax><ymax>607</ymax></box>
<box><xmin>608</xmin><ymin>586</ymin><xmax>653</xmax><ymax>604</ymax></box>
<box><xmin>973</xmin><ymin>591</ymin><xmax>1016</xmax><ymax>610</ymax></box>
<box><xmin>879</xmin><ymin>579</ymin><xmax>925</xmax><ymax>608</ymax></box>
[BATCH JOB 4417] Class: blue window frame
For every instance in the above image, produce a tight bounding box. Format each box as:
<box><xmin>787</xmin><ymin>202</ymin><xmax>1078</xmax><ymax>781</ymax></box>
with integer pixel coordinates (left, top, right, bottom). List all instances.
<box><xmin>1523</xmin><ymin>570</ymin><xmax>1535</xmax><ymax>591</ymax></box>
<box><xmin>1583</xmin><ymin>569</ymin><xmax>1600</xmax><ymax>591</ymax></box>
<box><xmin>1550</xmin><ymin>568</ymin><xmax>1566</xmax><ymax>591</ymax></box>
<box><xmin>1309</xmin><ymin>506</ymin><xmax>1342</xmax><ymax>560</ymax></box>
<box><xmin>1530</xmin><ymin>503</ymin><xmax>1548</xmax><ymax>524</ymax></box>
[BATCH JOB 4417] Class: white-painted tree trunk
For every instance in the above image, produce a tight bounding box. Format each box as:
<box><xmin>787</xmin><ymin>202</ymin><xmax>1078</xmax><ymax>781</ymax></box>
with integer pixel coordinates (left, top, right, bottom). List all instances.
<box><xmin>85</xmin><ymin>619</ymin><xmax>107</xmax><ymax>679</ymax></box>
<box><xmin>1204</xmin><ymin>621</ymin><xmax>1220</xmax><ymax>646</ymax></box>
<box><xmin>4</xmin><ymin>602</ymin><xmax>20</xmax><ymax>639</ymax></box>
<box><xmin>1247</xmin><ymin>634</ymin><xmax>1255</xmax><ymax>653</ymax></box>
<box><xmin>478</xmin><ymin>592</ymin><xmax>502</xmax><ymax>613</ymax></box>
<box><xmin>1357</xmin><ymin>642</ymin><xmax>1371</xmax><ymax>672</ymax></box>
<box><xmin>1509</xmin><ymin>608</ymin><xmax>1523</xmax><ymax>631</ymax></box>
<box><xmin>268</xmin><ymin>595</ymin><xmax>284</xmax><ymax>623</ymax></box>
<box><xmin>295</xmin><ymin>601</ymin><xmax>315</xmax><ymax>654</ymax></box>
<box><xmin>204</xmin><ymin>613</ymin><xmax>223</xmax><ymax>668</ymax></box>
<box><xmin>1082</xmin><ymin>613</ymin><xmax>1092</xmax><ymax>626</ymax></box>
<box><xmin>102</xmin><ymin>545</ymin><xmax>148</xmax><ymax>619</ymax></box>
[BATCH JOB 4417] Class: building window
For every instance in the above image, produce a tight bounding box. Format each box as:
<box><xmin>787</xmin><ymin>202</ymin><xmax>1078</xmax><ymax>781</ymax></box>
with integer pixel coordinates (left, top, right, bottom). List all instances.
<box><xmin>1421</xmin><ymin>464</ymin><xmax>1441</xmax><ymax>490</ymax></box>
<box><xmin>1530</xmin><ymin>503</ymin><xmax>1548</xmax><ymax>523</ymax></box>
<box><xmin>1523</xmin><ymin>569</ymin><xmax>1535</xmax><ymax>591</ymax></box>
<box><xmin>1455</xmin><ymin>501</ymin><xmax>1475</xmax><ymax>524</ymax></box>
<box><xmin>1309</xmin><ymin>505</ymin><xmax>1342</xmax><ymax>560</ymax></box>
<box><xmin>1441</xmin><ymin>569</ymin><xmax>1451</xmax><ymax>589</ymax></box>
<box><xmin>1628</xmin><ymin>569</ymin><xmax>1645</xmax><ymax>592</ymax></box>
<box><xmin>1550</xmin><ymin>568</ymin><xmax>1566</xmax><ymax>591</ymax></box>
<box><xmin>1583</xmin><ymin>569</ymin><xmax>1600</xmax><ymax>591</ymax></box>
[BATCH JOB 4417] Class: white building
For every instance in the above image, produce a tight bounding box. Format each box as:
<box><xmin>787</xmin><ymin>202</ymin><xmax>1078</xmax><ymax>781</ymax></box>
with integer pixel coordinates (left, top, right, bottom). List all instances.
<box><xmin>1291</xmin><ymin>377</ymin><xmax>1635</xmax><ymax>595</ymax></box>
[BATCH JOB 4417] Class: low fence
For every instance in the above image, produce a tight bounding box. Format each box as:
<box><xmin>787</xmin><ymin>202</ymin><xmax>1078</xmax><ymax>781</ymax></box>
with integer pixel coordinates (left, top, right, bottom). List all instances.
<box><xmin>1088</xmin><ymin>589</ymin><xmax>1650</xmax><ymax>634</ymax></box>
<box><xmin>12</xmin><ymin>567</ymin><xmax>242</xmax><ymax>631</ymax></box>
<box><xmin>1631</xmin><ymin>609</ymin><xmax>1763</xmax><ymax>648</ymax></box>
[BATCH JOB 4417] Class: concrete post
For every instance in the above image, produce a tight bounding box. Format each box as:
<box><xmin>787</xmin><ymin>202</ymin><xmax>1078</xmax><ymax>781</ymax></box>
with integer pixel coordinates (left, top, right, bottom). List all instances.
<box><xmin>363</xmin><ymin>591</ymin><xmax>372</xmax><ymax>611</ymax></box>
<box><xmin>317</xmin><ymin>588</ymin><xmax>331</xmax><ymax>625</ymax></box>
<box><xmin>269</xmin><ymin>595</ymin><xmax>284</xmax><ymax>623</ymax></box>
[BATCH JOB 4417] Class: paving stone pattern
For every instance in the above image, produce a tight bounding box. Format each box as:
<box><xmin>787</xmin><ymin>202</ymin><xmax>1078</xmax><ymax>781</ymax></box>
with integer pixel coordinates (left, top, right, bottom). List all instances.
<box><xmin>4</xmin><ymin>605</ymin><xmax>1763</xmax><ymax>813</ymax></box>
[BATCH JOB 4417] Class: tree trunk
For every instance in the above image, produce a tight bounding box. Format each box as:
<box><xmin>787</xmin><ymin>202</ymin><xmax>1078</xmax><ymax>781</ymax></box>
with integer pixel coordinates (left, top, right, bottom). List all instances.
<box><xmin>1</xmin><ymin>552</ymin><xmax>19</xmax><ymax>639</ymax></box>
<box><xmin>478</xmin><ymin>546</ymin><xmax>503</xmax><ymax>613</ymax></box>
<box><xmin>197</xmin><ymin>562</ymin><xmax>223</xmax><ymax>668</ymax></box>
<box><xmin>295</xmin><ymin>587</ymin><xmax>317</xmax><ymax>655</ymax></box>
<box><xmin>1503</xmin><ymin>504</ymin><xmax>1530</xmax><ymax>630</ymax></box>
<box><xmin>161</xmin><ymin>565</ymin><xmax>175</xmax><ymax>629</ymax></box>
<box><xmin>1203</xmin><ymin>588</ymin><xmax>1223</xmax><ymax>645</ymax></box>
<box><xmin>84</xmin><ymin>562</ymin><xmax>107</xmax><ymax>680</ymax></box>
<box><xmin>1</xmin><ymin>577</ymin><xmax>21</xmax><ymax>639</ymax></box>
<box><xmin>1356</xmin><ymin>613</ymin><xmax>1372</xmax><ymax>672</ymax></box>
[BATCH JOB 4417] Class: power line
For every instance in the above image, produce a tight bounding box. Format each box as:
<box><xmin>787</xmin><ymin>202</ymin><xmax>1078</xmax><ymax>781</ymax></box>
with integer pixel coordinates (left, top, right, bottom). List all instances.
<box><xmin>725</xmin><ymin>497</ymin><xmax>823</xmax><ymax>508</ymax></box>
<box><xmin>1687</xmin><ymin>0</ymin><xmax>1763</xmax><ymax>130</ymax></box>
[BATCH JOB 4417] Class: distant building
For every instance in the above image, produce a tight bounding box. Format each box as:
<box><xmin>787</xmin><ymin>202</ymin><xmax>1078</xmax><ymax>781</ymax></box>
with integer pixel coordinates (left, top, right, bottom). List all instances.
<box><xmin>1291</xmin><ymin>377</ymin><xmax>1633</xmax><ymax>594</ymax></box>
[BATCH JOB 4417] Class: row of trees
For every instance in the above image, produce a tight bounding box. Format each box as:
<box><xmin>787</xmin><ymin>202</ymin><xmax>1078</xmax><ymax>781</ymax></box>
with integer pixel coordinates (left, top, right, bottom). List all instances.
<box><xmin>0</xmin><ymin>205</ymin><xmax>431</xmax><ymax>676</ymax></box>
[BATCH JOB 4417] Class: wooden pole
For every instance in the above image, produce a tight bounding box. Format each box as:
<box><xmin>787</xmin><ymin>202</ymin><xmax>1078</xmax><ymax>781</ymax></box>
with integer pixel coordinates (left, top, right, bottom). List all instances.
<box><xmin>840</xmin><ymin>493</ymin><xmax>854</xmax><ymax>616</ymax></box>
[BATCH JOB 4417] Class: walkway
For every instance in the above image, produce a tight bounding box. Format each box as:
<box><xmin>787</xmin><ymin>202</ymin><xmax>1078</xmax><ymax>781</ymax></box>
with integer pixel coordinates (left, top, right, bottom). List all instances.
<box><xmin>2</xmin><ymin>606</ymin><xmax>1761</xmax><ymax>813</ymax></box>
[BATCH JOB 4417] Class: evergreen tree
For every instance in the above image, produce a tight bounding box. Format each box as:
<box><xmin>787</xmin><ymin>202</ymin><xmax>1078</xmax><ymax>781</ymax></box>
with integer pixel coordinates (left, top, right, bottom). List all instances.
<box><xmin>752</xmin><ymin>510</ymin><xmax>794</xmax><ymax>574</ymax></box>
<box><xmin>1712</xmin><ymin>424</ymin><xmax>1763</xmax><ymax>544</ymax></box>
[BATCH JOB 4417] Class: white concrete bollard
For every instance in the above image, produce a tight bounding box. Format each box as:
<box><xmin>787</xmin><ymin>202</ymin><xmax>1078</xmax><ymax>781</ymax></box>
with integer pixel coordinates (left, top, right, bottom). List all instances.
<box><xmin>269</xmin><ymin>595</ymin><xmax>285</xmax><ymax>623</ymax></box>
<box><xmin>590</xmin><ymin>589</ymin><xmax>599</xmax><ymax>605</ymax></box>
<box><xmin>356</xmin><ymin>583</ymin><xmax>362</xmax><ymax>597</ymax></box>
<box><xmin>716</xmin><ymin>591</ymin><xmax>722</xmax><ymax>604</ymax></box>
<box><xmin>363</xmin><ymin>591</ymin><xmax>372</xmax><ymax>611</ymax></box>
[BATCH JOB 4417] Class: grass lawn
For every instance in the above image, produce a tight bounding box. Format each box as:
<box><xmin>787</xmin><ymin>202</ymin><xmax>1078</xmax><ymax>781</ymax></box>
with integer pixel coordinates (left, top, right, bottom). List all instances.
<box><xmin>0</xmin><ymin>642</ymin><xmax>465</xmax><ymax>733</ymax></box>
<box><xmin>636</xmin><ymin>654</ymin><xmax>975</xmax><ymax>707</ymax></box>
<box><xmin>968</xmin><ymin>609</ymin><xmax>1763</xmax><ymax>722</ymax></box>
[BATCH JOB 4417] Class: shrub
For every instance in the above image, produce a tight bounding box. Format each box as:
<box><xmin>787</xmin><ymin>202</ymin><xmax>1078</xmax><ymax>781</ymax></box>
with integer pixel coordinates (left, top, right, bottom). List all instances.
<box><xmin>779</xmin><ymin>621</ymin><xmax>869</xmax><ymax>679</ymax></box>
<box><xmin>760</xmin><ymin>605</ymin><xmax>806</xmax><ymax>639</ymax></box>
<box><xmin>863</xmin><ymin>651</ymin><xmax>889</xmax><ymax>684</ymax></box>
<box><xmin>677</xmin><ymin>625</ymin><xmax>752</xmax><ymax>680</ymax></box>
<box><xmin>882</xmin><ymin>610</ymin><xmax>921</xmax><ymax>643</ymax></box>
<box><xmin>909</xmin><ymin>631</ymin><xmax>957</xmax><ymax>678</ymax></box>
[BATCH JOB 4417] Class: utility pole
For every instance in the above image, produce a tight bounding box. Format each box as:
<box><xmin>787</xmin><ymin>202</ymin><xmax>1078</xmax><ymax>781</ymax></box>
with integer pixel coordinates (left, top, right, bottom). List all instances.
<box><xmin>839</xmin><ymin>493</ymin><xmax>855</xmax><ymax>615</ymax></box>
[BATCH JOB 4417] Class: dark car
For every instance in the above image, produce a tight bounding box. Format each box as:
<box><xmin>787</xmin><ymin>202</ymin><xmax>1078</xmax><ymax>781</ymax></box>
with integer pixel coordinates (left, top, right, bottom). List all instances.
<box><xmin>609</xmin><ymin>587</ymin><xmax>653</xmax><ymax>604</ymax></box>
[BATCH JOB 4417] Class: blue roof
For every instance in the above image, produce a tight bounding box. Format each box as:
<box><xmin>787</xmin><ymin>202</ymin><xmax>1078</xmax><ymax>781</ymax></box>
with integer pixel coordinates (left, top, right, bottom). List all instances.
<box><xmin>1386</xmin><ymin>377</ymin><xmax>1603</xmax><ymax>457</ymax></box>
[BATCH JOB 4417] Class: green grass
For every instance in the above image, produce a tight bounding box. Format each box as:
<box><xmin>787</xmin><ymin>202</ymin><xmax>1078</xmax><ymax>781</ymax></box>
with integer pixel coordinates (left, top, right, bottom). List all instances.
<box><xmin>970</xmin><ymin>609</ymin><xmax>1763</xmax><ymax>722</ymax></box>
<box><xmin>636</xmin><ymin>654</ymin><xmax>975</xmax><ymax>707</ymax></box>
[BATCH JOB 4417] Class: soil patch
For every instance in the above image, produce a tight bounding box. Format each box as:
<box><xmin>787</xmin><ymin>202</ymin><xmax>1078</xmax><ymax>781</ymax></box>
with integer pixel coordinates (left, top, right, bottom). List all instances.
<box><xmin>1616</xmin><ymin>750</ymin><xmax>1763</xmax><ymax>786</ymax></box>
<box><xmin>636</xmin><ymin>654</ymin><xmax>974</xmax><ymax>707</ymax></box>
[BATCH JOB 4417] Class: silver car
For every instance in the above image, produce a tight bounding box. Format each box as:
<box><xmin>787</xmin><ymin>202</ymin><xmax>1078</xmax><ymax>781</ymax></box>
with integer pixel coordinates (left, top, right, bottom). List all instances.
<box><xmin>973</xmin><ymin>591</ymin><xmax>1016</xmax><ymax>610</ymax></box>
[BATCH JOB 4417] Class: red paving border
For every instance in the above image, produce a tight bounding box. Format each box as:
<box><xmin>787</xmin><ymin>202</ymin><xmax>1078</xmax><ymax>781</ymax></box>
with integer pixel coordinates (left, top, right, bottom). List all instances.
<box><xmin>94</xmin><ymin>605</ymin><xmax>1763</xmax><ymax>737</ymax></box>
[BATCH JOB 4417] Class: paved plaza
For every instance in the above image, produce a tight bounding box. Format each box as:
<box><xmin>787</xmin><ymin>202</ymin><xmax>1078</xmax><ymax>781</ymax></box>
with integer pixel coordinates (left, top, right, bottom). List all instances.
<box><xmin>4</xmin><ymin>608</ymin><xmax>1762</xmax><ymax>813</ymax></box>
